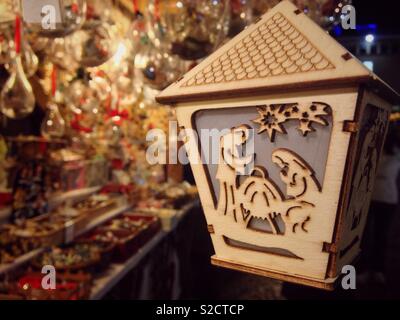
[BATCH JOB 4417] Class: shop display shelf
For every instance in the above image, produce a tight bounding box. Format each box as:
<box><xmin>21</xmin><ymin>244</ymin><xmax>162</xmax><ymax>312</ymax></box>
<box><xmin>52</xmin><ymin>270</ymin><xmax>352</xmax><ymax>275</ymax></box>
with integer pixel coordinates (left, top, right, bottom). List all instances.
<box><xmin>71</xmin><ymin>202</ymin><xmax>132</xmax><ymax>242</ymax></box>
<box><xmin>0</xmin><ymin>186</ymin><xmax>103</xmax><ymax>224</ymax></box>
<box><xmin>0</xmin><ymin>202</ymin><xmax>131</xmax><ymax>275</ymax></box>
<box><xmin>0</xmin><ymin>248</ymin><xmax>45</xmax><ymax>275</ymax></box>
<box><xmin>89</xmin><ymin>199</ymin><xmax>199</xmax><ymax>300</ymax></box>
<box><xmin>89</xmin><ymin>230</ymin><xmax>166</xmax><ymax>300</ymax></box>
<box><xmin>48</xmin><ymin>186</ymin><xmax>103</xmax><ymax>210</ymax></box>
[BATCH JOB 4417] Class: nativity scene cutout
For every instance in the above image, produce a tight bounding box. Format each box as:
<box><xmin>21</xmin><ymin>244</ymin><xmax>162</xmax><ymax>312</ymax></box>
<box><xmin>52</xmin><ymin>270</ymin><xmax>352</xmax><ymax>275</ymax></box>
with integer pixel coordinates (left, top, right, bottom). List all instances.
<box><xmin>212</xmin><ymin>102</ymin><xmax>332</xmax><ymax>260</ymax></box>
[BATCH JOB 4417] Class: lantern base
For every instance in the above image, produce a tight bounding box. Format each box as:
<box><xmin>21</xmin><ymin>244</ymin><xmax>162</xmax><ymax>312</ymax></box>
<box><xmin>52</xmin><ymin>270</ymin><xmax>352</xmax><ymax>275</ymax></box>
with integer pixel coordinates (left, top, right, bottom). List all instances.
<box><xmin>211</xmin><ymin>256</ymin><xmax>338</xmax><ymax>291</ymax></box>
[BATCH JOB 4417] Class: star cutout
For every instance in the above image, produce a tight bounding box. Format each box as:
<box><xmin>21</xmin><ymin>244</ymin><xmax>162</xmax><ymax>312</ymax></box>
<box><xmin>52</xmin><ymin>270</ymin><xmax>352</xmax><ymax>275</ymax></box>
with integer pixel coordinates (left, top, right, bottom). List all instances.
<box><xmin>295</xmin><ymin>103</ymin><xmax>330</xmax><ymax>136</ymax></box>
<box><xmin>252</xmin><ymin>105</ymin><xmax>287</xmax><ymax>142</ymax></box>
<box><xmin>252</xmin><ymin>103</ymin><xmax>330</xmax><ymax>140</ymax></box>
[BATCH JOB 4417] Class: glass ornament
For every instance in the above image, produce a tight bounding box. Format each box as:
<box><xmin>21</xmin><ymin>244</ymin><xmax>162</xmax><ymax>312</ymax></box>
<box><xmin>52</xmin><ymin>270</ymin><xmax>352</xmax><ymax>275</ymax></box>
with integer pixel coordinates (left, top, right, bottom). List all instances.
<box><xmin>88</xmin><ymin>70</ymin><xmax>113</xmax><ymax>103</ymax></box>
<box><xmin>126</xmin><ymin>12</ymin><xmax>148</xmax><ymax>56</ymax></box>
<box><xmin>70</xmin><ymin>21</ymin><xmax>118</xmax><ymax>67</ymax></box>
<box><xmin>0</xmin><ymin>55</ymin><xmax>35</xmax><ymax>119</ymax></box>
<box><xmin>147</xmin><ymin>0</ymin><xmax>230</xmax><ymax>61</ymax></box>
<box><xmin>64</xmin><ymin>76</ymin><xmax>98</xmax><ymax>114</ymax></box>
<box><xmin>41</xmin><ymin>102</ymin><xmax>66</xmax><ymax>139</ymax></box>
<box><xmin>135</xmin><ymin>41</ymin><xmax>185</xmax><ymax>91</ymax></box>
<box><xmin>20</xmin><ymin>41</ymin><xmax>39</xmax><ymax>77</ymax></box>
<box><xmin>6</xmin><ymin>40</ymin><xmax>39</xmax><ymax>78</ymax></box>
<box><xmin>46</xmin><ymin>37</ymin><xmax>79</xmax><ymax>71</ymax></box>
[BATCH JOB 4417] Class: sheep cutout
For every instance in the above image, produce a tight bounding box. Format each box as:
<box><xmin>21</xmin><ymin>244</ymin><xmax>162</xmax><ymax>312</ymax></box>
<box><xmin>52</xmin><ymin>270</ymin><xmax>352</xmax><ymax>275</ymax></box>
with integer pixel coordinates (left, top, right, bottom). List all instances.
<box><xmin>216</xmin><ymin>127</ymin><xmax>322</xmax><ymax>236</ymax></box>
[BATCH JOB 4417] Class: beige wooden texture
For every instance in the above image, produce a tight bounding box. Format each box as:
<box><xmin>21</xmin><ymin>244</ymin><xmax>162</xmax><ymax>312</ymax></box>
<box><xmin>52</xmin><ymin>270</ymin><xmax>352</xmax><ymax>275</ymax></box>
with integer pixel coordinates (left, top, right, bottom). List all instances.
<box><xmin>211</xmin><ymin>256</ymin><xmax>337</xmax><ymax>290</ymax></box>
<box><xmin>176</xmin><ymin>87</ymin><xmax>358</xmax><ymax>281</ymax></box>
<box><xmin>335</xmin><ymin>90</ymin><xmax>392</xmax><ymax>274</ymax></box>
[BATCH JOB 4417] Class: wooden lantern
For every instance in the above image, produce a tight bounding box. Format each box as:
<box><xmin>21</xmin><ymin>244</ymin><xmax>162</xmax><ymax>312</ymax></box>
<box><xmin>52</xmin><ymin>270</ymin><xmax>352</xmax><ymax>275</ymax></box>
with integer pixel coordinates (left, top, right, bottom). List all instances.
<box><xmin>156</xmin><ymin>1</ymin><xmax>399</xmax><ymax>290</ymax></box>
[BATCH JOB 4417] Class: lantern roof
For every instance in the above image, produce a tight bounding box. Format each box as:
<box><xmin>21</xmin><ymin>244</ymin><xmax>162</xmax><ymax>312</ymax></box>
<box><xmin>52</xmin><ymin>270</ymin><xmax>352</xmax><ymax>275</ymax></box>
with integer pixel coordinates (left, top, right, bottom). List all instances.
<box><xmin>157</xmin><ymin>1</ymin><xmax>399</xmax><ymax>105</ymax></box>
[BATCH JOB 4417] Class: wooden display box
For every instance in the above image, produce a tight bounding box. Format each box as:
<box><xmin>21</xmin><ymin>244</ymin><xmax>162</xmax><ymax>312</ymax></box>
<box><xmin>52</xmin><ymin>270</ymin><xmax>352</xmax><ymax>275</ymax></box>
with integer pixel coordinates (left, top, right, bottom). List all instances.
<box><xmin>72</xmin><ymin>198</ymin><xmax>118</xmax><ymax>234</ymax></box>
<box><xmin>157</xmin><ymin>1</ymin><xmax>400</xmax><ymax>289</ymax></box>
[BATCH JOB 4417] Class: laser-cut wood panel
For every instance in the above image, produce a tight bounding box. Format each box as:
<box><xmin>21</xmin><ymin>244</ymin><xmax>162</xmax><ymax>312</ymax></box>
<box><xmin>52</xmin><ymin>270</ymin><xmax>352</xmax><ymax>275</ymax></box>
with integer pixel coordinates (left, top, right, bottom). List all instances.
<box><xmin>157</xmin><ymin>1</ymin><xmax>399</xmax><ymax>290</ymax></box>
<box><xmin>173</xmin><ymin>89</ymin><xmax>359</xmax><ymax>287</ymax></box>
<box><xmin>182</xmin><ymin>12</ymin><xmax>334</xmax><ymax>87</ymax></box>
<box><xmin>332</xmin><ymin>91</ymin><xmax>392</xmax><ymax>276</ymax></box>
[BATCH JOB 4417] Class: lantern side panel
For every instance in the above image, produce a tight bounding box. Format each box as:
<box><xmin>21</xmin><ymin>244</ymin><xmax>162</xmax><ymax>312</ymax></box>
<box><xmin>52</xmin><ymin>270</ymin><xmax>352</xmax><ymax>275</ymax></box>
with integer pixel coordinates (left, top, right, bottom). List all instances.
<box><xmin>335</xmin><ymin>91</ymin><xmax>391</xmax><ymax>275</ymax></box>
<box><xmin>175</xmin><ymin>88</ymin><xmax>359</xmax><ymax>283</ymax></box>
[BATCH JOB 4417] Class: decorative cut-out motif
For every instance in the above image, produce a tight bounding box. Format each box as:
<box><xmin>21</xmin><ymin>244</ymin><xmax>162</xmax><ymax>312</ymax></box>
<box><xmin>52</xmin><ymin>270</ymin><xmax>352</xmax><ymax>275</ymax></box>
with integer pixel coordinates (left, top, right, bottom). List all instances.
<box><xmin>272</xmin><ymin>149</ymin><xmax>320</xmax><ymax>233</ymax></box>
<box><xmin>217</xmin><ymin>126</ymin><xmax>322</xmax><ymax>249</ymax></box>
<box><xmin>346</xmin><ymin>106</ymin><xmax>388</xmax><ymax>231</ymax></box>
<box><xmin>237</xmin><ymin>166</ymin><xmax>284</xmax><ymax>234</ymax></box>
<box><xmin>223</xmin><ymin>235</ymin><xmax>303</xmax><ymax>260</ymax></box>
<box><xmin>182</xmin><ymin>13</ymin><xmax>334</xmax><ymax>87</ymax></box>
<box><xmin>252</xmin><ymin>102</ymin><xmax>331</xmax><ymax>141</ymax></box>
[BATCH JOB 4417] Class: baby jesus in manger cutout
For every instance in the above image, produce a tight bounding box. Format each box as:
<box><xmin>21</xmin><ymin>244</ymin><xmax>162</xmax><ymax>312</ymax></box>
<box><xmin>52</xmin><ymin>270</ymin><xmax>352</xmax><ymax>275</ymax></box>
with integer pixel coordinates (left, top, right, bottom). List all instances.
<box><xmin>216</xmin><ymin>125</ymin><xmax>321</xmax><ymax>235</ymax></box>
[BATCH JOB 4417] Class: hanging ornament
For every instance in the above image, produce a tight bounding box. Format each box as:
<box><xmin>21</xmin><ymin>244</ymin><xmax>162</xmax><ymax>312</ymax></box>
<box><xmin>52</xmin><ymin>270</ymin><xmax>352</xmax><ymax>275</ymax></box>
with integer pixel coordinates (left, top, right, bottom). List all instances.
<box><xmin>88</xmin><ymin>70</ymin><xmax>113</xmax><ymax>103</ymax></box>
<box><xmin>41</xmin><ymin>102</ymin><xmax>66</xmax><ymax>138</ymax></box>
<box><xmin>41</xmin><ymin>66</ymin><xmax>66</xmax><ymax>139</ymax></box>
<box><xmin>135</xmin><ymin>40</ymin><xmax>185</xmax><ymax>91</ymax></box>
<box><xmin>103</xmin><ymin>102</ymin><xmax>127</xmax><ymax>147</ymax></box>
<box><xmin>134</xmin><ymin>1</ymin><xmax>185</xmax><ymax>90</ymax></box>
<box><xmin>126</xmin><ymin>0</ymin><xmax>148</xmax><ymax>56</ymax></box>
<box><xmin>228</xmin><ymin>0</ymin><xmax>253</xmax><ymax>37</ymax></box>
<box><xmin>46</xmin><ymin>37</ymin><xmax>79</xmax><ymax>71</ymax></box>
<box><xmin>64</xmin><ymin>73</ymin><xmax>98</xmax><ymax>113</ymax></box>
<box><xmin>69</xmin><ymin>0</ymin><xmax>117</xmax><ymax>67</ymax></box>
<box><xmin>5</xmin><ymin>39</ymin><xmax>39</xmax><ymax>78</ymax></box>
<box><xmin>251</xmin><ymin>0</ymin><xmax>352</xmax><ymax>30</ymax></box>
<box><xmin>70</xmin><ymin>21</ymin><xmax>117</xmax><ymax>67</ymax></box>
<box><xmin>125</xmin><ymin>3</ymin><xmax>151</xmax><ymax>101</ymax></box>
<box><xmin>147</xmin><ymin>0</ymin><xmax>230</xmax><ymax>61</ymax></box>
<box><xmin>2</xmin><ymin>13</ymin><xmax>39</xmax><ymax>77</ymax></box>
<box><xmin>20</xmin><ymin>41</ymin><xmax>39</xmax><ymax>77</ymax></box>
<box><xmin>23</xmin><ymin>0</ymin><xmax>87</xmax><ymax>38</ymax></box>
<box><xmin>0</xmin><ymin>16</ymin><xmax>35</xmax><ymax>119</ymax></box>
<box><xmin>64</xmin><ymin>70</ymin><xmax>103</xmax><ymax>137</ymax></box>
